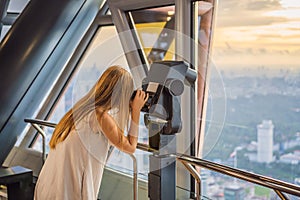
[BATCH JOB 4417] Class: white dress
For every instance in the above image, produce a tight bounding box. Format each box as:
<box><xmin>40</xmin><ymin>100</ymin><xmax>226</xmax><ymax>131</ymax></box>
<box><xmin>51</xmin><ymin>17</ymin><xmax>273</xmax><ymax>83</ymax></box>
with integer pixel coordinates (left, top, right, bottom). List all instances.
<box><xmin>34</xmin><ymin>112</ymin><xmax>110</xmax><ymax>200</ymax></box>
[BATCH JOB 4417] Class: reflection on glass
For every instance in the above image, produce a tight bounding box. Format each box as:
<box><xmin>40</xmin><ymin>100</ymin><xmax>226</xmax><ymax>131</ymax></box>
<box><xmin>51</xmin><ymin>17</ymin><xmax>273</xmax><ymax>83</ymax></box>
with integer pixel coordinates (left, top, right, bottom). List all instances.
<box><xmin>33</xmin><ymin>26</ymin><xmax>130</xmax><ymax>152</ymax></box>
<box><xmin>32</xmin><ymin>26</ymin><xmax>151</xmax><ymax>179</ymax></box>
<box><xmin>130</xmin><ymin>5</ymin><xmax>176</xmax><ymax>64</ymax></box>
<box><xmin>7</xmin><ymin>0</ymin><xmax>30</xmax><ymax>13</ymax></box>
<box><xmin>203</xmin><ymin>1</ymin><xmax>300</xmax><ymax>199</ymax></box>
<box><xmin>0</xmin><ymin>25</ymin><xmax>11</xmax><ymax>41</ymax></box>
<box><xmin>1</xmin><ymin>0</ymin><xmax>30</xmax><ymax>42</ymax></box>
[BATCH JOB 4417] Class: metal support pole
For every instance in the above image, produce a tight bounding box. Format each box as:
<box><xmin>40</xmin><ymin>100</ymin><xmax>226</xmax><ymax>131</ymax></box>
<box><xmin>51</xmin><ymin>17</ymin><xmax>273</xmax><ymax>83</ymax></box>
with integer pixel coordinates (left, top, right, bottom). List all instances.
<box><xmin>129</xmin><ymin>154</ymin><xmax>138</xmax><ymax>200</ymax></box>
<box><xmin>181</xmin><ymin>161</ymin><xmax>201</xmax><ymax>200</ymax></box>
<box><xmin>148</xmin><ymin>121</ymin><xmax>177</xmax><ymax>200</ymax></box>
<box><xmin>31</xmin><ymin>123</ymin><xmax>47</xmax><ymax>164</ymax></box>
<box><xmin>274</xmin><ymin>189</ymin><xmax>289</xmax><ymax>200</ymax></box>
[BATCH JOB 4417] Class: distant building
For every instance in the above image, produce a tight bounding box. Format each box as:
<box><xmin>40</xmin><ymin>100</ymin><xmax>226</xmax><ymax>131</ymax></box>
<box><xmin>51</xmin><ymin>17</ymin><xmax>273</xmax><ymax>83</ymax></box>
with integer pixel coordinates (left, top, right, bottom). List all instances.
<box><xmin>257</xmin><ymin>120</ymin><xmax>274</xmax><ymax>163</ymax></box>
<box><xmin>200</xmin><ymin>169</ymin><xmax>210</xmax><ymax>198</ymax></box>
<box><xmin>279</xmin><ymin>151</ymin><xmax>300</xmax><ymax>164</ymax></box>
<box><xmin>224</xmin><ymin>185</ymin><xmax>245</xmax><ymax>200</ymax></box>
<box><xmin>295</xmin><ymin>178</ymin><xmax>300</xmax><ymax>186</ymax></box>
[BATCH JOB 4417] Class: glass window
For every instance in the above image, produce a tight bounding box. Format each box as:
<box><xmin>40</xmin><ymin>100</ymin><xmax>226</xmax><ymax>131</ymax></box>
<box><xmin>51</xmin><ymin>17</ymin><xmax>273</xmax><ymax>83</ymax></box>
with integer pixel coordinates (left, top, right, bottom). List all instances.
<box><xmin>130</xmin><ymin>5</ymin><xmax>176</xmax><ymax>64</ymax></box>
<box><xmin>0</xmin><ymin>25</ymin><xmax>11</xmax><ymax>47</ymax></box>
<box><xmin>1</xmin><ymin>0</ymin><xmax>30</xmax><ymax>43</ymax></box>
<box><xmin>128</xmin><ymin>6</ymin><xmax>177</xmax><ymax>179</ymax></box>
<box><xmin>202</xmin><ymin>1</ymin><xmax>300</xmax><ymax>199</ymax></box>
<box><xmin>129</xmin><ymin>4</ymin><xmax>176</xmax><ymax>141</ymax></box>
<box><xmin>7</xmin><ymin>0</ymin><xmax>29</xmax><ymax>13</ymax></box>
<box><xmin>32</xmin><ymin>26</ymin><xmax>130</xmax><ymax>152</ymax></box>
<box><xmin>31</xmin><ymin>25</ymin><xmax>151</xmax><ymax>179</ymax></box>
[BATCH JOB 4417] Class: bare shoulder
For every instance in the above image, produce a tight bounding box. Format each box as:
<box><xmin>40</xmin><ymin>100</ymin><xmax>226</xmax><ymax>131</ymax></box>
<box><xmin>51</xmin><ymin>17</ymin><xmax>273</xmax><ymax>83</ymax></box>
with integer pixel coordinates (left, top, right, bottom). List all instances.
<box><xmin>95</xmin><ymin>110</ymin><xmax>123</xmax><ymax>147</ymax></box>
<box><xmin>95</xmin><ymin>110</ymin><xmax>117</xmax><ymax>131</ymax></box>
<box><xmin>96</xmin><ymin>110</ymin><xmax>111</xmax><ymax>123</ymax></box>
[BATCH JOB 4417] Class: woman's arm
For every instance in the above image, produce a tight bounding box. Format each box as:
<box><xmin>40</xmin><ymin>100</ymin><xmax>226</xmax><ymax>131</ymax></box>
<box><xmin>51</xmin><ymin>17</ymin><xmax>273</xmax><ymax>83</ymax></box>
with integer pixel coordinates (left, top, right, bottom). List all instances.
<box><xmin>98</xmin><ymin>90</ymin><xmax>148</xmax><ymax>154</ymax></box>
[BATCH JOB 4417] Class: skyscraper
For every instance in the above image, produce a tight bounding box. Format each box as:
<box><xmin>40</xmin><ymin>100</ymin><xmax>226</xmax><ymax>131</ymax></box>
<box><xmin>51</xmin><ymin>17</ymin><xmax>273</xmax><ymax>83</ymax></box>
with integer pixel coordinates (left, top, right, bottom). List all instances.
<box><xmin>257</xmin><ymin>120</ymin><xmax>274</xmax><ymax>163</ymax></box>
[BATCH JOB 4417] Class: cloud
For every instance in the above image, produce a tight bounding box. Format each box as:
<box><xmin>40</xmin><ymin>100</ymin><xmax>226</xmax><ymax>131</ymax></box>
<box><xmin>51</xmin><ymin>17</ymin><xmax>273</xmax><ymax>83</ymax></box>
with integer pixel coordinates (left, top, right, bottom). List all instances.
<box><xmin>246</xmin><ymin>0</ymin><xmax>282</xmax><ymax>11</ymax></box>
<box><xmin>216</xmin><ymin>0</ymin><xmax>287</xmax><ymax>28</ymax></box>
<box><xmin>216</xmin><ymin>15</ymin><xmax>287</xmax><ymax>27</ymax></box>
<box><xmin>214</xmin><ymin>42</ymin><xmax>300</xmax><ymax>55</ymax></box>
<box><xmin>254</xmin><ymin>33</ymin><xmax>300</xmax><ymax>39</ymax></box>
<box><xmin>212</xmin><ymin>48</ymin><xmax>300</xmax><ymax>69</ymax></box>
<box><xmin>218</xmin><ymin>0</ymin><xmax>281</xmax><ymax>12</ymax></box>
<box><xmin>210</xmin><ymin>0</ymin><xmax>300</xmax><ymax>69</ymax></box>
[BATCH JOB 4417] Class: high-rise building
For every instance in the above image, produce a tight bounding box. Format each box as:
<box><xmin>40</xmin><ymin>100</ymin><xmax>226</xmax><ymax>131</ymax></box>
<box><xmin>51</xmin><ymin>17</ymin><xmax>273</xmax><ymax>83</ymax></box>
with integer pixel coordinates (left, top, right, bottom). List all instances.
<box><xmin>224</xmin><ymin>185</ymin><xmax>245</xmax><ymax>200</ymax></box>
<box><xmin>257</xmin><ymin>120</ymin><xmax>274</xmax><ymax>163</ymax></box>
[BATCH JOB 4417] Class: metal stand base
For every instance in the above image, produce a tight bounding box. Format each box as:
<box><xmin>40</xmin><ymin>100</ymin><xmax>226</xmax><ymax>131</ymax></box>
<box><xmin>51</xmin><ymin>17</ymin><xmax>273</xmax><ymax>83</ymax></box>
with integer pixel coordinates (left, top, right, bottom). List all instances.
<box><xmin>147</xmin><ymin>119</ymin><xmax>177</xmax><ymax>200</ymax></box>
<box><xmin>0</xmin><ymin>166</ymin><xmax>34</xmax><ymax>200</ymax></box>
<box><xmin>148</xmin><ymin>155</ymin><xmax>176</xmax><ymax>200</ymax></box>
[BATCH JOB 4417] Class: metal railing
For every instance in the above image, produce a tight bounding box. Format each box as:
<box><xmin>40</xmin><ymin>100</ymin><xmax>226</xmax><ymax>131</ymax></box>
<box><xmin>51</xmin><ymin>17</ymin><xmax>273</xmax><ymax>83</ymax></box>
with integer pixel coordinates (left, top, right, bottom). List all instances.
<box><xmin>177</xmin><ymin>154</ymin><xmax>300</xmax><ymax>200</ymax></box>
<box><xmin>137</xmin><ymin>144</ymin><xmax>300</xmax><ymax>200</ymax></box>
<box><xmin>25</xmin><ymin>118</ymin><xmax>300</xmax><ymax>200</ymax></box>
<box><xmin>24</xmin><ymin>119</ymin><xmax>56</xmax><ymax>164</ymax></box>
<box><xmin>137</xmin><ymin>143</ymin><xmax>202</xmax><ymax>200</ymax></box>
<box><xmin>24</xmin><ymin>118</ymin><xmax>138</xmax><ymax>199</ymax></box>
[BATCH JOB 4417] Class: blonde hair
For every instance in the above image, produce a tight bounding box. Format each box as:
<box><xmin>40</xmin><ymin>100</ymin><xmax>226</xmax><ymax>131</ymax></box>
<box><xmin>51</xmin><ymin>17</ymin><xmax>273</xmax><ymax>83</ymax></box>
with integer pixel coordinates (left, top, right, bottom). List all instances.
<box><xmin>49</xmin><ymin>66</ymin><xmax>134</xmax><ymax>149</ymax></box>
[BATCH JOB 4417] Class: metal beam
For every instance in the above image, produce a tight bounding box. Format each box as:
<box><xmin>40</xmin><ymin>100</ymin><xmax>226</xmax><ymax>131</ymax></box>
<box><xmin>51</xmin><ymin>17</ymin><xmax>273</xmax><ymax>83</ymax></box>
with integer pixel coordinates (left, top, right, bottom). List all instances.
<box><xmin>108</xmin><ymin>0</ymin><xmax>174</xmax><ymax>86</ymax></box>
<box><xmin>0</xmin><ymin>0</ymin><xmax>103</xmax><ymax>165</ymax></box>
<box><xmin>19</xmin><ymin>2</ymin><xmax>110</xmax><ymax>149</ymax></box>
<box><xmin>0</xmin><ymin>0</ymin><xmax>9</xmax><ymax>36</ymax></box>
<box><xmin>108</xmin><ymin>0</ymin><xmax>173</xmax><ymax>12</ymax></box>
<box><xmin>2</xmin><ymin>12</ymin><xmax>18</xmax><ymax>25</ymax></box>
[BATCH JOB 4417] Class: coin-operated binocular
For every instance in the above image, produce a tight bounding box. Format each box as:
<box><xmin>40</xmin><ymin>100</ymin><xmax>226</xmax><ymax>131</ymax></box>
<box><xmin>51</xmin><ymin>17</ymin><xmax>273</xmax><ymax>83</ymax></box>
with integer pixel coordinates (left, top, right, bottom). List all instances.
<box><xmin>132</xmin><ymin>61</ymin><xmax>197</xmax><ymax>149</ymax></box>
<box><xmin>131</xmin><ymin>61</ymin><xmax>197</xmax><ymax>200</ymax></box>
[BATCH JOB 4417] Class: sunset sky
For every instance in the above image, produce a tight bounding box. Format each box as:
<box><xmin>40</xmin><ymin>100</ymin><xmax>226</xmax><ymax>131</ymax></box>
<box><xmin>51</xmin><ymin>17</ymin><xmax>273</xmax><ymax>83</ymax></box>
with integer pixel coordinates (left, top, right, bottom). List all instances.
<box><xmin>212</xmin><ymin>0</ymin><xmax>300</xmax><ymax>69</ymax></box>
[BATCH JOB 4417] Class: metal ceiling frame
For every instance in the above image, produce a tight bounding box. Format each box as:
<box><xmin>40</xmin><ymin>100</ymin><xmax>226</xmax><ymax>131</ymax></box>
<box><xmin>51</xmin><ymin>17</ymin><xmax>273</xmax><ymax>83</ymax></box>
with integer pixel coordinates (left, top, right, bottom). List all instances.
<box><xmin>107</xmin><ymin>0</ymin><xmax>176</xmax><ymax>86</ymax></box>
<box><xmin>1</xmin><ymin>0</ymin><xmax>105</xmax><ymax>166</ymax></box>
<box><xmin>0</xmin><ymin>0</ymin><xmax>10</xmax><ymax>36</ymax></box>
<box><xmin>21</xmin><ymin>2</ymin><xmax>112</xmax><ymax>148</ymax></box>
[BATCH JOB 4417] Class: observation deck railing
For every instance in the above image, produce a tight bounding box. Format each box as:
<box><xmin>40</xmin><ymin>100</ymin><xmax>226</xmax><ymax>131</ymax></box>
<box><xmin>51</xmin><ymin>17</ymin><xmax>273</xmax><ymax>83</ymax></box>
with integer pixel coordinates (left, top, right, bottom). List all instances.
<box><xmin>25</xmin><ymin>118</ymin><xmax>300</xmax><ymax>200</ymax></box>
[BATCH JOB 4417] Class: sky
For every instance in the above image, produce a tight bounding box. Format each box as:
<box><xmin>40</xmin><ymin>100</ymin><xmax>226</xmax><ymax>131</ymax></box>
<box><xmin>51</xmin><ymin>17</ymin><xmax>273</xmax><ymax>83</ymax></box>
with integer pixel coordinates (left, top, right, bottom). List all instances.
<box><xmin>212</xmin><ymin>0</ymin><xmax>300</xmax><ymax>70</ymax></box>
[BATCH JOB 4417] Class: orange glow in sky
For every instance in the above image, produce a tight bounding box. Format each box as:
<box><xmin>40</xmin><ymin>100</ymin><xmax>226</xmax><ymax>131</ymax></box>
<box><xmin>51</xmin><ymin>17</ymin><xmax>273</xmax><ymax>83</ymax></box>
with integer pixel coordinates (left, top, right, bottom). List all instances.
<box><xmin>212</xmin><ymin>0</ymin><xmax>300</xmax><ymax>69</ymax></box>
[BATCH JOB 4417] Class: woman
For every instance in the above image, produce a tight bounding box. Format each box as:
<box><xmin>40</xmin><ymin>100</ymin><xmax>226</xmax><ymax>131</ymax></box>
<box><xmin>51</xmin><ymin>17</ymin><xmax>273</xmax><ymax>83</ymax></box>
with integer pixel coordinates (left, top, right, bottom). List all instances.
<box><xmin>34</xmin><ymin>66</ymin><xmax>148</xmax><ymax>200</ymax></box>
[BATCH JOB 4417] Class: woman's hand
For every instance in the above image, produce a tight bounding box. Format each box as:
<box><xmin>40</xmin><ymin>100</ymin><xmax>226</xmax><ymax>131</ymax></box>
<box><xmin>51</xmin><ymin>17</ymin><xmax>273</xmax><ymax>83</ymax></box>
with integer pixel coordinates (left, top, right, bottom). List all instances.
<box><xmin>130</xmin><ymin>90</ymin><xmax>148</xmax><ymax>112</ymax></box>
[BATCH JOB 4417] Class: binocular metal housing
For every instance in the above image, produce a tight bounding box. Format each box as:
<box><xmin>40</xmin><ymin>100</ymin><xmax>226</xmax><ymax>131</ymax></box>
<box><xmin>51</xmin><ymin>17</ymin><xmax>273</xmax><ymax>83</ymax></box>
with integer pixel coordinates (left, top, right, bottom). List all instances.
<box><xmin>131</xmin><ymin>61</ymin><xmax>197</xmax><ymax>135</ymax></box>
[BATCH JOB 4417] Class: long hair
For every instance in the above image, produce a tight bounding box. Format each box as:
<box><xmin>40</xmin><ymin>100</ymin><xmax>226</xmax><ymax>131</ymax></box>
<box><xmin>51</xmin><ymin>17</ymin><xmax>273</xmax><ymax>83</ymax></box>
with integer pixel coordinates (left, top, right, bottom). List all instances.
<box><xmin>49</xmin><ymin>66</ymin><xmax>134</xmax><ymax>149</ymax></box>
